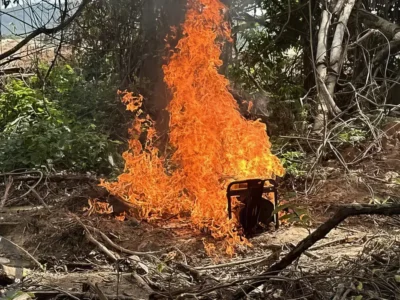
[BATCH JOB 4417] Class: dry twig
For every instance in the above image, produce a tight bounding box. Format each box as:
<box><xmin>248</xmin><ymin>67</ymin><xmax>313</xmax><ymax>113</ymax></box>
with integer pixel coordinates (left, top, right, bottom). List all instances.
<box><xmin>86</xmin><ymin>225</ymin><xmax>161</xmax><ymax>257</ymax></box>
<box><xmin>0</xmin><ymin>236</ymin><xmax>44</xmax><ymax>271</ymax></box>
<box><xmin>0</xmin><ymin>176</ymin><xmax>13</xmax><ymax>209</ymax></box>
<box><xmin>72</xmin><ymin>214</ymin><xmax>120</xmax><ymax>262</ymax></box>
<box><xmin>132</xmin><ymin>271</ymin><xmax>154</xmax><ymax>294</ymax></box>
<box><xmin>232</xmin><ymin>203</ymin><xmax>400</xmax><ymax>299</ymax></box>
<box><xmin>84</xmin><ymin>231</ymin><xmax>119</xmax><ymax>262</ymax></box>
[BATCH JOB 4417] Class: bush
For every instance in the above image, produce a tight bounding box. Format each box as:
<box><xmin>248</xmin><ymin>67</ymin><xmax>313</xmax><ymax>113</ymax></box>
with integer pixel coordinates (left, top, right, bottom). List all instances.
<box><xmin>37</xmin><ymin>64</ymin><xmax>128</xmax><ymax>137</ymax></box>
<box><xmin>0</xmin><ymin>71</ymin><xmax>122</xmax><ymax>174</ymax></box>
<box><xmin>280</xmin><ymin>151</ymin><xmax>306</xmax><ymax>177</ymax></box>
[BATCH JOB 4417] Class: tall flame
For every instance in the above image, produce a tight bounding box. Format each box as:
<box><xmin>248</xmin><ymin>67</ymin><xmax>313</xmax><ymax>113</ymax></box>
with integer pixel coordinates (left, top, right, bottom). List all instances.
<box><xmin>101</xmin><ymin>0</ymin><xmax>284</xmax><ymax>255</ymax></box>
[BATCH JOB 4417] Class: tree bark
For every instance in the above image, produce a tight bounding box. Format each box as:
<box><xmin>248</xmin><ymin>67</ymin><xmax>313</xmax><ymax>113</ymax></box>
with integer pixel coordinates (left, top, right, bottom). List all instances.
<box><xmin>139</xmin><ymin>0</ymin><xmax>186</xmax><ymax>150</ymax></box>
<box><xmin>326</xmin><ymin>0</ymin><xmax>356</xmax><ymax>100</ymax></box>
<box><xmin>313</xmin><ymin>9</ymin><xmax>331</xmax><ymax>132</ymax></box>
<box><xmin>354</xmin><ymin>9</ymin><xmax>400</xmax><ymax>84</ymax></box>
<box><xmin>353</xmin><ymin>9</ymin><xmax>400</xmax><ymax>84</ymax></box>
<box><xmin>356</xmin><ymin>9</ymin><xmax>400</xmax><ymax>40</ymax></box>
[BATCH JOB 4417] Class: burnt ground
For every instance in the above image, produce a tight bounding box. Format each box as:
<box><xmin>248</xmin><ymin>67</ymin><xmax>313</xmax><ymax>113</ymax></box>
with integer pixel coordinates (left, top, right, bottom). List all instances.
<box><xmin>0</xmin><ymin>129</ymin><xmax>399</xmax><ymax>299</ymax></box>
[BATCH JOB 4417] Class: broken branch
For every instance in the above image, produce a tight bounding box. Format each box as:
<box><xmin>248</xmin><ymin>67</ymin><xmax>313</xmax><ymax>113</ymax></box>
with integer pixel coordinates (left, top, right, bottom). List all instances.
<box><xmin>132</xmin><ymin>271</ymin><xmax>154</xmax><ymax>294</ymax></box>
<box><xmin>84</xmin><ymin>231</ymin><xmax>119</xmax><ymax>262</ymax></box>
<box><xmin>0</xmin><ymin>236</ymin><xmax>44</xmax><ymax>271</ymax></box>
<box><xmin>0</xmin><ymin>0</ymin><xmax>91</xmax><ymax>62</ymax></box>
<box><xmin>0</xmin><ymin>176</ymin><xmax>13</xmax><ymax>209</ymax></box>
<box><xmin>85</xmin><ymin>225</ymin><xmax>161</xmax><ymax>257</ymax></box>
<box><xmin>72</xmin><ymin>214</ymin><xmax>119</xmax><ymax>261</ymax></box>
<box><xmin>232</xmin><ymin>203</ymin><xmax>400</xmax><ymax>299</ymax></box>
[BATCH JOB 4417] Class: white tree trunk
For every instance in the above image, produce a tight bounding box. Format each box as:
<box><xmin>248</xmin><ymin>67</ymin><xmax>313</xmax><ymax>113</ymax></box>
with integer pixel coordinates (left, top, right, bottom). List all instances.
<box><xmin>326</xmin><ymin>0</ymin><xmax>356</xmax><ymax>104</ymax></box>
<box><xmin>313</xmin><ymin>0</ymin><xmax>357</xmax><ymax>132</ymax></box>
<box><xmin>313</xmin><ymin>9</ymin><xmax>331</xmax><ymax>132</ymax></box>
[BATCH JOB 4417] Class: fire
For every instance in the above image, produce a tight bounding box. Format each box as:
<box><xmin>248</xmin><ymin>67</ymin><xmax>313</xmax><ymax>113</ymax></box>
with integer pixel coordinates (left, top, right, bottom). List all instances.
<box><xmin>101</xmin><ymin>0</ymin><xmax>284</xmax><ymax>255</ymax></box>
<box><xmin>83</xmin><ymin>198</ymin><xmax>113</xmax><ymax>216</ymax></box>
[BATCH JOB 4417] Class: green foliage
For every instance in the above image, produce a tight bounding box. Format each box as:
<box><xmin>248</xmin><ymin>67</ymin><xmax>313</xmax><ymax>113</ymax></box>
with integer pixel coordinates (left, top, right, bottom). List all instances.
<box><xmin>3</xmin><ymin>290</ymin><xmax>34</xmax><ymax>300</ymax></box>
<box><xmin>228</xmin><ymin>18</ymin><xmax>305</xmax><ymax>133</ymax></box>
<box><xmin>40</xmin><ymin>64</ymin><xmax>126</xmax><ymax>135</ymax></box>
<box><xmin>338</xmin><ymin>128</ymin><xmax>367</xmax><ymax>145</ymax></box>
<box><xmin>71</xmin><ymin>0</ymin><xmax>142</xmax><ymax>82</ymax></box>
<box><xmin>280</xmin><ymin>151</ymin><xmax>306</xmax><ymax>177</ymax></box>
<box><xmin>0</xmin><ymin>67</ymin><xmax>123</xmax><ymax>174</ymax></box>
<box><xmin>0</xmin><ymin>79</ymin><xmax>53</xmax><ymax>130</ymax></box>
<box><xmin>273</xmin><ymin>202</ymin><xmax>310</xmax><ymax>226</ymax></box>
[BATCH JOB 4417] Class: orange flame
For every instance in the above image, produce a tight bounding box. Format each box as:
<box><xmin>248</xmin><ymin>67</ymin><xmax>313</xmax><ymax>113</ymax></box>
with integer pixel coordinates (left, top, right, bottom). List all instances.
<box><xmin>101</xmin><ymin>0</ymin><xmax>284</xmax><ymax>255</ymax></box>
<box><xmin>83</xmin><ymin>198</ymin><xmax>113</xmax><ymax>216</ymax></box>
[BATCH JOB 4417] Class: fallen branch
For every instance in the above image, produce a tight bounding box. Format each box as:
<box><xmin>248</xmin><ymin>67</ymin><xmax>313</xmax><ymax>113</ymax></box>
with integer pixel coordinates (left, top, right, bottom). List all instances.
<box><xmin>132</xmin><ymin>271</ymin><xmax>154</xmax><ymax>294</ymax></box>
<box><xmin>169</xmin><ymin>274</ymin><xmax>294</xmax><ymax>299</ymax></box>
<box><xmin>308</xmin><ymin>235</ymin><xmax>359</xmax><ymax>251</ymax></box>
<box><xmin>6</xmin><ymin>172</ymin><xmax>43</xmax><ymax>204</ymax></box>
<box><xmin>85</xmin><ymin>225</ymin><xmax>161</xmax><ymax>257</ymax></box>
<box><xmin>84</xmin><ymin>231</ymin><xmax>119</xmax><ymax>262</ymax></box>
<box><xmin>0</xmin><ymin>176</ymin><xmax>13</xmax><ymax>209</ymax></box>
<box><xmin>28</xmin><ymin>185</ymin><xmax>51</xmax><ymax>212</ymax></box>
<box><xmin>0</xmin><ymin>205</ymin><xmax>52</xmax><ymax>213</ymax></box>
<box><xmin>73</xmin><ymin>214</ymin><xmax>160</xmax><ymax>263</ymax></box>
<box><xmin>0</xmin><ymin>236</ymin><xmax>44</xmax><ymax>271</ymax></box>
<box><xmin>287</xmin><ymin>242</ymin><xmax>319</xmax><ymax>259</ymax></box>
<box><xmin>26</xmin><ymin>290</ymin><xmax>135</xmax><ymax>300</ymax></box>
<box><xmin>364</xmin><ymin>174</ymin><xmax>400</xmax><ymax>185</ymax></box>
<box><xmin>176</xmin><ymin>263</ymin><xmax>204</xmax><ymax>282</ymax></box>
<box><xmin>195</xmin><ymin>254</ymin><xmax>276</xmax><ymax>271</ymax></box>
<box><xmin>36</xmin><ymin>285</ymin><xmax>80</xmax><ymax>300</ymax></box>
<box><xmin>232</xmin><ymin>203</ymin><xmax>400</xmax><ymax>299</ymax></box>
<box><xmin>84</xmin><ymin>282</ymin><xmax>108</xmax><ymax>300</ymax></box>
<box><xmin>72</xmin><ymin>215</ymin><xmax>119</xmax><ymax>261</ymax></box>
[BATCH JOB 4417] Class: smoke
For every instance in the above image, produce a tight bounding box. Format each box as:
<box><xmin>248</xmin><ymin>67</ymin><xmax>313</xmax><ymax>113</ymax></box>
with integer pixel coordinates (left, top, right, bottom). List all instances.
<box><xmin>139</xmin><ymin>0</ymin><xmax>187</xmax><ymax>149</ymax></box>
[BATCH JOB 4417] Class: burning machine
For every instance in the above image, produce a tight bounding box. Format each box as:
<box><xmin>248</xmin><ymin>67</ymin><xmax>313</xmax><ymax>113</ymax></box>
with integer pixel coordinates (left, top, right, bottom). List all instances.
<box><xmin>227</xmin><ymin>179</ymin><xmax>278</xmax><ymax>236</ymax></box>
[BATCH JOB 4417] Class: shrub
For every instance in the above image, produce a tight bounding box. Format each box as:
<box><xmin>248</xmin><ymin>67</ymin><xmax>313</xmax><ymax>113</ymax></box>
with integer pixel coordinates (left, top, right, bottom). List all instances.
<box><xmin>0</xmin><ymin>74</ymin><xmax>122</xmax><ymax>174</ymax></box>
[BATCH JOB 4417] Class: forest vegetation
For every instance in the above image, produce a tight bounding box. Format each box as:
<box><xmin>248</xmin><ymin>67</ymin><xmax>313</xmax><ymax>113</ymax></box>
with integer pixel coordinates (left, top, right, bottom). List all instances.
<box><xmin>0</xmin><ymin>0</ymin><xmax>399</xmax><ymax>299</ymax></box>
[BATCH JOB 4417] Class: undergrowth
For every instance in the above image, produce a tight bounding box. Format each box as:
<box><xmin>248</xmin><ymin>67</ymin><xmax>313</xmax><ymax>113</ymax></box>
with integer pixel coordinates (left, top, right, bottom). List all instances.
<box><xmin>0</xmin><ymin>64</ymin><xmax>125</xmax><ymax>174</ymax></box>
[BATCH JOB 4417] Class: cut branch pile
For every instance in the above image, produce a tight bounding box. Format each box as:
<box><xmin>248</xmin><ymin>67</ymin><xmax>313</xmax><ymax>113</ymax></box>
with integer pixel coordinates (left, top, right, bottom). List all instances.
<box><xmin>2</xmin><ymin>169</ymin><xmax>400</xmax><ymax>299</ymax></box>
<box><xmin>3</xmin><ymin>203</ymin><xmax>398</xmax><ymax>300</ymax></box>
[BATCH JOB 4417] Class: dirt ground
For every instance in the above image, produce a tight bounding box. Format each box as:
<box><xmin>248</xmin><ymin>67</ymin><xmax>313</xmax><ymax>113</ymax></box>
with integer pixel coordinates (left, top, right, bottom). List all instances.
<box><xmin>0</xmin><ymin>126</ymin><xmax>399</xmax><ymax>299</ymax></box>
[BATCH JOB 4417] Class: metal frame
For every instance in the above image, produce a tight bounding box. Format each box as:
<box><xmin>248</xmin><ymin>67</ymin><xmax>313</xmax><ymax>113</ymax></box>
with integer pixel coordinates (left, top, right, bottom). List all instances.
<box><xmin>226</xmin><ymin>178</ymin><xmax>279</xmax><ymax>231</ymax></box>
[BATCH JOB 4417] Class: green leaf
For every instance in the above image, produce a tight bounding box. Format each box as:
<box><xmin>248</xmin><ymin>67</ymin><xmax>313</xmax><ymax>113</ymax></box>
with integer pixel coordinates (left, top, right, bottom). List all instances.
<box><xmin>272</xmin><ymin>203</ymin><xmax>293</xmax><ymax>214</ymax></box>
<box><xmin>278</xmin><ymin>214</ymin><xmax>293</xmax><ymax>221</ymax></box>
<box><xmin>394</xmin><ymin>275</ymin><xmax>400</xmax><ymax>283</ymax></box>
<box><xmin>157</xmin><ymin>263</ymin><xmax>165</xmax><ymax>273</ymax></box>
<box><xmin>357</xmin><ymin>282</ymin><xmax>363</xmax><ymax>291</ymax></box>
<box><xmin>354</xmin><ymin>296</ymin><xmax>363</xmax><ymax>300</ymax></box>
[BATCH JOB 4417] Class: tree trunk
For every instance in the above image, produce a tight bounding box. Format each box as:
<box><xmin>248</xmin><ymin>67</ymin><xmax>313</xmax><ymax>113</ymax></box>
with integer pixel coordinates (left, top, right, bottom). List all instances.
<box><xmin>313</xmin><ymin>0</ymin><xmax>356</xmax><ymax>132</ymax></box>
<box><xmin>313</xmin><ymin>9</ymin><xmax>331</xmax><ymax>132</ymax></box>
<box><xmin>139</xmin><ymin>0</ymin><xmax>186</xmax><ymax>149</ymax></box>
<box><xmin>326</xmin><ymin>0</ymin><xmax>356</xmax><ymax>100</ymax></box>
<box><xmin>301</xmin><ymin>0</ymin><xmax>316</xmax><ymax>92</ymax></box>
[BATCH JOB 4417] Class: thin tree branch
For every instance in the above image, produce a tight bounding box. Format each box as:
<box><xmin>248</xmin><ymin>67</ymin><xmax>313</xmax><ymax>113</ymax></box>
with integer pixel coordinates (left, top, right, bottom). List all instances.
<box><xmin>356</xmin><ymin>9</ymin><xmax>400</xmax><ymax>40</ymax></box>
<box><xmin>356</xmin><ymin>40</ymin><xmax>400</xmax><ymax>83</ymax></box>
<box><xmin>0</xmin><ymin>235</ymin><xmax>44</xmax><ymax>271</ymax></box>
<box><xmin>0</xmin><ymin>0</ymin><xmax>91</xmax><ymax>62</ymax></box>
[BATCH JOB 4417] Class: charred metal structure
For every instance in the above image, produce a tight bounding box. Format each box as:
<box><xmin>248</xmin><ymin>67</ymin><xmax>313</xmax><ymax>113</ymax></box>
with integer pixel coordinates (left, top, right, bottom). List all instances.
<box><xmin>227</xmin><ymin>179</ymin><xmax>279</xmax><ymax>237</ymax></box>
